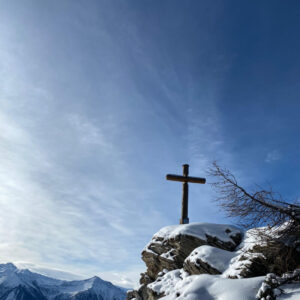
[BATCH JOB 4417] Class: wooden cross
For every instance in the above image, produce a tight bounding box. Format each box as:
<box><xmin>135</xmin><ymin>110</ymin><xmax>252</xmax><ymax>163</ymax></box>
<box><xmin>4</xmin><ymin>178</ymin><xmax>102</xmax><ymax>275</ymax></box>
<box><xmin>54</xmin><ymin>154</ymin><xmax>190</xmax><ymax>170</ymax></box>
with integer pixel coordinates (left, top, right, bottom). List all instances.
<box><xmin>166</xmin><ymin>164</ymin><xmax>206</xmax><ymax>224</ymax></box>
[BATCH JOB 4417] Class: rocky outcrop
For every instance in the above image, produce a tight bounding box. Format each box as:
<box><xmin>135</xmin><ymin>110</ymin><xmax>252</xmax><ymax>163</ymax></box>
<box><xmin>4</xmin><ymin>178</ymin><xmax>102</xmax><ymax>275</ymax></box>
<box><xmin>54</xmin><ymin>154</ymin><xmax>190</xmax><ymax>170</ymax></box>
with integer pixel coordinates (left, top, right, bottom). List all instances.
<box><xmin>141</xmin><ymin>223</ymin><xmax>242</xmax><ymax>281</ymax></box>
<box><xmin>127</xmin><ymin>273</ymin><xmax>166</xmax><ymax>300</ymax></box>
<box><xmin>127</xmin><ymin>223</ymin><xmax>242</xmax><ymax>300</ymax></box>
<box><xmin>126</xmin><ymin>223</ymin><xmax>300</xmax><ymax>300</ymax></box>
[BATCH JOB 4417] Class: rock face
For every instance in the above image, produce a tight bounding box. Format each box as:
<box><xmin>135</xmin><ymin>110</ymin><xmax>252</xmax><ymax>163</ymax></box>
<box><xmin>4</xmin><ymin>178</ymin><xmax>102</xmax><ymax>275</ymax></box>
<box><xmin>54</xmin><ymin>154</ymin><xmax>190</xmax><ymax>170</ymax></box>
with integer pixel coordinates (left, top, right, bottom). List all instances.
<box><xmin>229</xmin><ymin>243</ymin><xmax>300</xmax><ymax>278</ymax></box>
<box><xmin>127</xmin><ymin>223</ymin><xmax>243</xmax><ymax>300</ymax></box>
<box><xmin>223</xmin><ymin>229</ymin><xmax>300</xmax><ymax>279</ymax></box>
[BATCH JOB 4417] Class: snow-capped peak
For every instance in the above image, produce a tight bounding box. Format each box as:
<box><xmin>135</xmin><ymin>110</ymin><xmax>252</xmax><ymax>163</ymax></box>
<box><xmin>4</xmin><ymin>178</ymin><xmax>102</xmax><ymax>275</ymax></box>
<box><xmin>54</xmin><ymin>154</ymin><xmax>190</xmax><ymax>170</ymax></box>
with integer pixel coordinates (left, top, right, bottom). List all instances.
<box><xmin>0</xmin><ymin>263</ymin><xmax>126</xmax><ymax>300</ymax></box>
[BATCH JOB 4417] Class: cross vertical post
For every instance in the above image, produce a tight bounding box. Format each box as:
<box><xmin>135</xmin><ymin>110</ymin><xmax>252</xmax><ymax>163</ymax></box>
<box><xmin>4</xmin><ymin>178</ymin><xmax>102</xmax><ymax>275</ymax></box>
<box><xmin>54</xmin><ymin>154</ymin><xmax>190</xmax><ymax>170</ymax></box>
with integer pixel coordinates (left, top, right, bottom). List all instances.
<box><xmin>181</xmin><ymin>164</ymin><xmax>189</xmax><ymax>224</ymax></box>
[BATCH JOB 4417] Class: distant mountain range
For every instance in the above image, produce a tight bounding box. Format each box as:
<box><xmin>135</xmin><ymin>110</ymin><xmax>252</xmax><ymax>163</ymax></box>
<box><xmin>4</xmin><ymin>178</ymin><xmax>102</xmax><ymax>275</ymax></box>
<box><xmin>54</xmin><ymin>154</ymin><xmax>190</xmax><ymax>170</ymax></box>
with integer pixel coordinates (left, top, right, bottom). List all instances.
<box><xmin>0</xmin><ymin>263</ymin><xmax>126</xmax><ymax>300</ymax></box>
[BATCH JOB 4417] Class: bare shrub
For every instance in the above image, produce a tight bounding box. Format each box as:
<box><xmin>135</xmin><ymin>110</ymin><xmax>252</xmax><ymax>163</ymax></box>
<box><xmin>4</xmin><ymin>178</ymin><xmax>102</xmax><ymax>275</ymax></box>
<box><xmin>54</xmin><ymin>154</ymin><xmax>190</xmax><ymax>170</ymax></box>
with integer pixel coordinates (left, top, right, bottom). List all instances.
<box><xmin>208</xmin><ymin>162</ymin><xmax>300</xmax><ymax>250</ymax></box>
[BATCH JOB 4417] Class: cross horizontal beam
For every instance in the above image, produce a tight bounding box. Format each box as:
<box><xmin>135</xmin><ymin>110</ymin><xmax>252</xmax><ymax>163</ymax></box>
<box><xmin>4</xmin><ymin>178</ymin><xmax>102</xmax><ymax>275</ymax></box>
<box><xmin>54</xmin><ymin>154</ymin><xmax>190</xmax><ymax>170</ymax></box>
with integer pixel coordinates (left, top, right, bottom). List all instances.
<box><xmin>166</xmin><ymin>174</ymin><xmax>206</xmax><ymax>184</ymax></box>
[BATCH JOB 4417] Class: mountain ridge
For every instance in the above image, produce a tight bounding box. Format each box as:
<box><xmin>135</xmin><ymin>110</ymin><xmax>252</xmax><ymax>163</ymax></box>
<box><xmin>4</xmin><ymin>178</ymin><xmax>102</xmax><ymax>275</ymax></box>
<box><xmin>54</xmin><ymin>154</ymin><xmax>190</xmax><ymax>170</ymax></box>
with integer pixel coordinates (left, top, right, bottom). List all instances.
<box><xmin>0</xmin><ymin>263</ymin><xmax>126</xmax><ymax>300</ymax></box>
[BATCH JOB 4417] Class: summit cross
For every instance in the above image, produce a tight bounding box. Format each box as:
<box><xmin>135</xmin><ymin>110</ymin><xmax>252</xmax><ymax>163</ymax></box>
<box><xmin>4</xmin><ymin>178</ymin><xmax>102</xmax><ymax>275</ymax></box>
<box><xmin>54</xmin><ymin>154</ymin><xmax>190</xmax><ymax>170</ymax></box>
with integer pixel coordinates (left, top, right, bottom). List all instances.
<box><xmin>166</xmin><ymin>164</ymin><xmax>206</xmax><ymax>224</ymax></box>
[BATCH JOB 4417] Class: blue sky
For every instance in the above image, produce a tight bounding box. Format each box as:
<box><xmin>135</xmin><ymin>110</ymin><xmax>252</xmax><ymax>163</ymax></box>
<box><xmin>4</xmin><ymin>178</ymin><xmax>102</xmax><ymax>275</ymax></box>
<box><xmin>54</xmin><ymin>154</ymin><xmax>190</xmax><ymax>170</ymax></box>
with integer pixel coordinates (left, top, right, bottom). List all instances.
<box><xmin>1</xmin><ymin>0</ymin><xmax>300</xmax><ymax>288</ymax></box>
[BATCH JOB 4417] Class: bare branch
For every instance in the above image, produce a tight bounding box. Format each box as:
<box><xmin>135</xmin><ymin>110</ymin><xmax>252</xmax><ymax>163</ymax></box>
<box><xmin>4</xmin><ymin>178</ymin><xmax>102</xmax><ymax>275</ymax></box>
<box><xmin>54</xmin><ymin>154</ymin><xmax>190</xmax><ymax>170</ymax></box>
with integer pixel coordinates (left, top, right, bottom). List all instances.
<box><xmin>208</xmin><ymin>162</ymin><xmax>300</xmax><ymax>245</ymax></box>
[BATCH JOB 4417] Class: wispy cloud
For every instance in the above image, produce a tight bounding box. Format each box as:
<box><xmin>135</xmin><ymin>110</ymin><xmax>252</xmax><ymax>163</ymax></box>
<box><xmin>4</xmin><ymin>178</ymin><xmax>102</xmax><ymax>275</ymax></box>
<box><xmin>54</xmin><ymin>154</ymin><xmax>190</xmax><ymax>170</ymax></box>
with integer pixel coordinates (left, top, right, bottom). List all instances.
<box><xmin>265</xmin><ymin>150</ymin><xmax>281</xmax><ymax>163</ymax></box>
<box><xmin>0</xmin><ymin>0</ymin><xmax>172</xmax><ymax>286</ymax></box>
<box><xmin>0</xmin><ymin>104</ymin><xmax>163</xmax><ymax>286</ymax></box>
<box><xmin>2</xmin><ymin>0</ymin><xmax>287</xmax><ymax>290</ymax></box>
<box><xmin>14</xmin><ymin>262</ymin><xmax>85</xmax><ymax>281</ymax></box>
<box><xmin>67</xmin><ymin>114</ymin><xmax>113</xmax><ymax>148</ymax></box>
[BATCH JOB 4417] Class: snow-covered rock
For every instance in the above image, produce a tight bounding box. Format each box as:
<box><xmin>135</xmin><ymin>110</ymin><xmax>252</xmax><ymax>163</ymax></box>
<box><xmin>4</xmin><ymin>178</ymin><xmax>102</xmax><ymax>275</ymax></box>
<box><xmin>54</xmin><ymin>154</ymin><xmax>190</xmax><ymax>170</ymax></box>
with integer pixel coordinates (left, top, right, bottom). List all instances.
<box><xmin>222</xmin><ymin>229</ymin><xmax>267</xmax><ymax>278</ymax></box>
<box><xmin>127</xmin><ymin>222</ymin><xmax>300</xmax><ymax>300</ymax></box>
<box><xmin>0</xmin><ymin>263</ymin><xmax>126</xmax><ymax>300</ymax></box>
<box><xmin>223</xmin><ymin>229</ymin><xmax>300</xmax><ymax>279</ymax></box>
<box><xmin>142</xmin><ymin>223</ymin><xmax>242</xmax><ymax>280</ymax></box>
<box><xmin>184</xmin><ymin>245</ymin><xmax>236</xmax><ymax>275</ymax></box>
<box><xmin>256</xmin><ymin>270</ymin><xmax>300</xmax><ymax>300</ymax></box>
